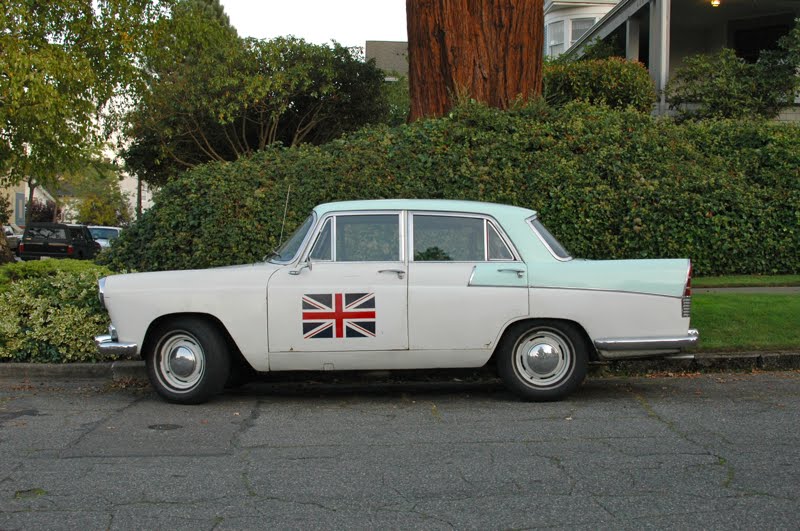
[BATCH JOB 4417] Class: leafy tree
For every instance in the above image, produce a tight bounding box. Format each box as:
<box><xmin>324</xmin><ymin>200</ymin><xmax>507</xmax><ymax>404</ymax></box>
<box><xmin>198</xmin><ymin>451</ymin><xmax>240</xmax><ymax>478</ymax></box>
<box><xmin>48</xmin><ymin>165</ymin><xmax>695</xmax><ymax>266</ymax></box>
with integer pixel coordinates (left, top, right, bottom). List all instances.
<box><xmin>57</xmin><ymin>161</ymin><xmax>132</xmax><ymax>226</ymax></box>
<box><xmin>0</xmin><ymin>0</ymin><xmax>170</xmax><ymax>223</ymax></box>
<box><xmin>406</xmin><ymin>0</ymin><xmax>544</xmax><ymax>120</ymax></box>
<box><xmin>27</xmin><ymin>199</ymin><xmax>61</xmax><ymax>223</ymax></box>
<box><xmin>124</xmin><ymin>2</ymin><xmax>389</xmax><ymax>186</ymax></box>
<box><xmin>667</xmin><ymin>20</ymin><xmax>800</xmax><ymax>120</ymax></box>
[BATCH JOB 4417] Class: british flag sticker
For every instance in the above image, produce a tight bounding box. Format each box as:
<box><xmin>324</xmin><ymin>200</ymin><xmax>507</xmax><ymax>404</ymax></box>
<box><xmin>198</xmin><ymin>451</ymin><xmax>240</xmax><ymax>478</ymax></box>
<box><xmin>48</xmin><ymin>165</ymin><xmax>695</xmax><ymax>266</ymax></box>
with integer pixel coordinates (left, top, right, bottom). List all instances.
<box><xmin>302</xmin><ymin>293</ymin><xmax>376</xmax><ymax>339</ymax></box>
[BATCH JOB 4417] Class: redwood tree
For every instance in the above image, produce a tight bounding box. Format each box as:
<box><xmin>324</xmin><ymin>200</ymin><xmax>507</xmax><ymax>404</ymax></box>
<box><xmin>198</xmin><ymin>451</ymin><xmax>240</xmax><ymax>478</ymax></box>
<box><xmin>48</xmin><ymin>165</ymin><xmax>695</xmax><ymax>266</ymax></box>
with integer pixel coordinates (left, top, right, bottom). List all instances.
<box><xmin>407</xmin><ymin>0</ymin><xmax>544</xmax><ymax>121</ymax></box>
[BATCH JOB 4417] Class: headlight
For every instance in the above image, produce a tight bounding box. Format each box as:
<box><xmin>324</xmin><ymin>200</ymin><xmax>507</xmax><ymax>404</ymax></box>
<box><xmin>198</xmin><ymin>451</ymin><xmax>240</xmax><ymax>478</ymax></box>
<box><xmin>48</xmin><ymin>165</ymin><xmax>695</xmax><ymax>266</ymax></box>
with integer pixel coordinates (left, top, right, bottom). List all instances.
<box><xmin>98</xmin><ymin>277</ymin><xmax>107</xmax><ymax>310</ymax></box>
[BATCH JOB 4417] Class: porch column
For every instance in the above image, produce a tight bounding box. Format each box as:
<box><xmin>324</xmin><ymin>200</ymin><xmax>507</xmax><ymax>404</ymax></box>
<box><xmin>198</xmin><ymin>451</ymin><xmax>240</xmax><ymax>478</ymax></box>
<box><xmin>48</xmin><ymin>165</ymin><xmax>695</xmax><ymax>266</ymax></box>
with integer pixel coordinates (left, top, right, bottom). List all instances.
<box><xmin>626</xmin><ymin>18</ymin><xmax>640</xmax><ymax>62</ymax></box>
<box><xmin>649</xmin><ymin>0</ymin><xmax>671</xmax><ymax>113</ymax></box>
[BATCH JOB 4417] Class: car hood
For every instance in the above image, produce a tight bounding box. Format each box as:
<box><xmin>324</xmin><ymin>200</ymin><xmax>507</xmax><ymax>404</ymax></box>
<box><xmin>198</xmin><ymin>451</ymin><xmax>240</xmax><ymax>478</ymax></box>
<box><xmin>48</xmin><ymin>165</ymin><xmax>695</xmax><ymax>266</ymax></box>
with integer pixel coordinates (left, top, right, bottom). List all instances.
<box><xmin>103</xmin><ymin>262</ymin><xmax>283</xmax><ymax>295</ymax></box>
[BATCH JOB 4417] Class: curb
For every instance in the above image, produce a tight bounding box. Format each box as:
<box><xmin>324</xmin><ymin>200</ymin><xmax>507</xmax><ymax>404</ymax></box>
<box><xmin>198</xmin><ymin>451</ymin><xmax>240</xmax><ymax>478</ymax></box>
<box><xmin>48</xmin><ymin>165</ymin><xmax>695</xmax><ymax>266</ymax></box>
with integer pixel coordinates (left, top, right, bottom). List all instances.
<box><xmin>0</xmin><ymin>352</ymin><xmax>798</xmax><ymax>383</ymax></box>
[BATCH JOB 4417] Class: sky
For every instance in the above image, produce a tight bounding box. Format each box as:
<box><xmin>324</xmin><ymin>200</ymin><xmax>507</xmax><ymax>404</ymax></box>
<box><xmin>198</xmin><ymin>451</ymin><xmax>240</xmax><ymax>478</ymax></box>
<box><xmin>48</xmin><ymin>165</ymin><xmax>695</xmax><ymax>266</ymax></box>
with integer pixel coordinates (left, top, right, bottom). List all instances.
<box><xmin>219</xmin><ymin>0</ymin><xmax>408</xmax><ymax>48</ymax></box>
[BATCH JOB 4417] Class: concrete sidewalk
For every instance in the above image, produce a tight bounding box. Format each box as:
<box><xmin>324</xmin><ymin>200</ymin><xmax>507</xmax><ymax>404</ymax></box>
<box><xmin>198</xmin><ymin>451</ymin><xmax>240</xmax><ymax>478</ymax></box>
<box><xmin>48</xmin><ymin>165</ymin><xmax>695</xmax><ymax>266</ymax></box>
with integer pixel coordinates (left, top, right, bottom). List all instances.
<box><xmin>1</xmin><ymin>351</ymin><xmax>798</xmax><ymax>383</ymax></box>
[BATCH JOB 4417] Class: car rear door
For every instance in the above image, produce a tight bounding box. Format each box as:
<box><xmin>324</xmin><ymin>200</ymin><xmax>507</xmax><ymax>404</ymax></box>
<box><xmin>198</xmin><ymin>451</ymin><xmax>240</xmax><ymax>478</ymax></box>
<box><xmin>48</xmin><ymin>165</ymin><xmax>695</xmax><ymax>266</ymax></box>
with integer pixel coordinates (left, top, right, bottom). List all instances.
<box><xmin>407</xmin><ymin>212</ymin><xmax>529</xmax><ymax>353</ymax></box>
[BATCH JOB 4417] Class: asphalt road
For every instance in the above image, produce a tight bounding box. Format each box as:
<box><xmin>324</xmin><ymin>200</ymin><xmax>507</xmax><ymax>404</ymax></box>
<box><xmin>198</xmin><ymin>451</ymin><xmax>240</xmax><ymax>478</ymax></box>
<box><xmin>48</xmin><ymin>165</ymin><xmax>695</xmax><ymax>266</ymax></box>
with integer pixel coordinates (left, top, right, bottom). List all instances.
<box><xmin>0</xmin><ymin>371</ymin><xmax>798</xmax><ymax>530</ymax></box>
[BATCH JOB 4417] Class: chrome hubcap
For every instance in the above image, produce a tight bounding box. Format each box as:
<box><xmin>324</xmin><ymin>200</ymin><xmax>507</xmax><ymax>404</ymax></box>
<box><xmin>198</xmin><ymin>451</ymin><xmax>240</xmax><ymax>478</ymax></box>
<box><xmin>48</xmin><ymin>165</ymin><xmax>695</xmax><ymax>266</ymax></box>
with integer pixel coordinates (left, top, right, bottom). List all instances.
<box><xmin>514</xmin><ymin>330</ymin><xmax>573</xmax><ymax>388</ymax></box>
<box><xmin>157</xmin><ymin>333</ymin><xmax>205</xmax><ymax>392</ymax></box>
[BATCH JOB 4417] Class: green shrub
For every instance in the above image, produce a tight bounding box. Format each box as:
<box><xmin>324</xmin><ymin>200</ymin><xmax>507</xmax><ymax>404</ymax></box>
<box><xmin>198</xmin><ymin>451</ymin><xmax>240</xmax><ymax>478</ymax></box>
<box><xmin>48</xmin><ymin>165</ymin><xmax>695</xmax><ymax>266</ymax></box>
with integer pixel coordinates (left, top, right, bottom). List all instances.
<box><xmin>102</xmin><ymin>101</ymin><xmax>800</xmax><ymax>276</ymax></box>
<box><xmin>544</xmin><ymin>58</ymin><xmax>656</xmax><ymax>113</ymax></box>
<box><xmin>0</xmin><ymin>259</ymin><xmax>113</xmax><ymax>293</ymax></box>
<box><xmin>0</xmin><ymin>261</ymin><xmax>112</xmax><ymax>362</ymax></box>
<box><xmin>667</xmin><ymin>21</ymin><xmax>800</xmax><ymax>120</ymax></box>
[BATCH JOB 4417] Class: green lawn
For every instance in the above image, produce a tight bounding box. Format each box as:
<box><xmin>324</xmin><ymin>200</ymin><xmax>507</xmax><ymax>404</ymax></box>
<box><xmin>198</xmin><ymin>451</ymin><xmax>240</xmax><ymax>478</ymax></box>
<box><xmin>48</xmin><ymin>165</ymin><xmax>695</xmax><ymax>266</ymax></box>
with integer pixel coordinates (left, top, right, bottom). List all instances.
<box><xmin>691</xmin><ymin>293</ymin><xmax>800</xmax><ymax>351</ymax></box>
<box><xmin>693</xmin><ymin>274</ymin><xmax>800</xmax><ymax>288</ymax></box>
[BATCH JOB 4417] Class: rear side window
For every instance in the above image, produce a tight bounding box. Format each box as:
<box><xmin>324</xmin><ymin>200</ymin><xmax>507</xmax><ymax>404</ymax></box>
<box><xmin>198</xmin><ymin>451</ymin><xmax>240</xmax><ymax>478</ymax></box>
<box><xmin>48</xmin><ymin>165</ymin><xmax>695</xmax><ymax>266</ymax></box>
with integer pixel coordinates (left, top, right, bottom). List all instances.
<box><xmin>25</xmin><ymin>227</ymin><xmax>66</xmax><ymax>240</ymax></box>
<box><xmin>412</xmin><ymin>214</ymin><xmax>515</xmax><ymax>262</ymax></box>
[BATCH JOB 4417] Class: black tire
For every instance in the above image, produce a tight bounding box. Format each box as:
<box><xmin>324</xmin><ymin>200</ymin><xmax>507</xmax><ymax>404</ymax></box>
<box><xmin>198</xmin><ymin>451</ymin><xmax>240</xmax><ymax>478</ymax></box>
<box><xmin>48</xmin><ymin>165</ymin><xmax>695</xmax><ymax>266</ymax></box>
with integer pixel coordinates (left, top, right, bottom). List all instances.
<box><xmin>145</xmin><ymin>317</ymin><xmax>230</xmax><ymax>404</ymax></box>
<box><xmin>497</xmin><ymin>320</ymin><xmax>589</xmax><ymax>401</ymax></box>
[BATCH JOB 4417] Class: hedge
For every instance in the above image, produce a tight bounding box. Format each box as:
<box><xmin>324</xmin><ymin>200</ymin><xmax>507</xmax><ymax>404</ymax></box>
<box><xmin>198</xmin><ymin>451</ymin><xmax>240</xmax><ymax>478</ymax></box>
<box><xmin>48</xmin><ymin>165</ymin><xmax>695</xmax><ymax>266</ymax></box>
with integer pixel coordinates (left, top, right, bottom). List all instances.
<box><xmin>103</xmin><ymin>101</ymin><xmax>800</xmax><ymax>276</ymax></box>
<box><xmin>0</xmin><ymin>260</ymin><xmax>113</xmax><ymax>362</ymax></box>
<box><xmin>544</xmin><ymin>57</ymin><xmax>656</xmax><ymax>113</ymax></box>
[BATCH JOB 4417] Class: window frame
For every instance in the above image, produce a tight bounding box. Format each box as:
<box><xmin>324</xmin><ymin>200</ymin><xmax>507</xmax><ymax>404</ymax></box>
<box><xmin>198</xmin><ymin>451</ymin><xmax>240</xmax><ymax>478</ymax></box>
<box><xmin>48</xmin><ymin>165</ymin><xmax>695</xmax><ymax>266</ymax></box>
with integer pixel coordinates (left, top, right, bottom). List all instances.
<box><xmin>301</xmin><ymin>210</ymin><xmax>405</xmax><ymax>264</ymax></box>
<box><xmin>570</xmin><ymin>17</ymin><xmax>596</xmax><ymax>45</ymax></box>
<box><xmin>409</xmin><ymin>211</ymin><xmax>520</xmax><ymax>263</ymax></box>
<box><xmin>547</xmin><ymin>20</ymin><xmax>565</xmax><ymax>57</ymax></box>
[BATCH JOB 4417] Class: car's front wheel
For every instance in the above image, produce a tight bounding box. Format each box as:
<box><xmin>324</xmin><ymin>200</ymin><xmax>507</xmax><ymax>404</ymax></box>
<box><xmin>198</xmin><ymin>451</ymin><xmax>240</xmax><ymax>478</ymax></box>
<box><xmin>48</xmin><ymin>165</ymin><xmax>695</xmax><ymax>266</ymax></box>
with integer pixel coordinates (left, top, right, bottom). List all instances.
<box><xmin>497</xmin><ymin>320</ymin><xmax>588</xmax><ymax>401</ymax></box>
<box><xmin>146</xmin><ymin>317</ymin><xmax>230</xmax><ymax>404</ymax></box>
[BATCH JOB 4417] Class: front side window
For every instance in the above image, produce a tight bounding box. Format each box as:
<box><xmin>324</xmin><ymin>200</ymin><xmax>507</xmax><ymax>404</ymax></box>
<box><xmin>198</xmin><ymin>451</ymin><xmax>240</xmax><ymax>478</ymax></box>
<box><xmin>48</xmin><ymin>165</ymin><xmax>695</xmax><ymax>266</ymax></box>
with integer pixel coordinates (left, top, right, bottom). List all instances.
<box><xmin>309</xmin><ymin>218</ymin><xmax>332</xmax><ymax>261</ymax></box>
<box><xmin>335</xmin><ymin>214</ymin><xmax>400</xmax><ymax>262</ymax></box>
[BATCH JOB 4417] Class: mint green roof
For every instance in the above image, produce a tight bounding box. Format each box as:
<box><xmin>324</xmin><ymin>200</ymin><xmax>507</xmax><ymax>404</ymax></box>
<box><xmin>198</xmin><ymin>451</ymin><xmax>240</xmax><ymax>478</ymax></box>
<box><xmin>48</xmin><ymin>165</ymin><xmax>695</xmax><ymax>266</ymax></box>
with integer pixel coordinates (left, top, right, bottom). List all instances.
<box><xmin>314</xmin><ymin>199</ymin><xmax>537</xmax><ymax>219</ymax></box>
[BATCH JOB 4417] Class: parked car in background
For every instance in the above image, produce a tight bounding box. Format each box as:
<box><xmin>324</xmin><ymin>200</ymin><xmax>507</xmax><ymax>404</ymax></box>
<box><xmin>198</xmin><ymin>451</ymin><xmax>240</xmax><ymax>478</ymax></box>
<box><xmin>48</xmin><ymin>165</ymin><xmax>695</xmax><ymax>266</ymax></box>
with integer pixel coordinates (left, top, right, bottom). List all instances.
<box><xmin>88</xmin><ymin>226</ymin><xmax>122</xmax><ymax>249</ymax></box>
<box><xmin>3</xmin><ymin>225</ymin><xmax>22</xmax><ymax>255</ymax></box>
<box><xmin>19</xmin><ymin>223</ymin><xmax>101</xmax><ymax>261</ymax></box>
<box><xmin>95</xmin><ymin>199</ymin><xmax>698</xmax><ymax>404</ymax></box>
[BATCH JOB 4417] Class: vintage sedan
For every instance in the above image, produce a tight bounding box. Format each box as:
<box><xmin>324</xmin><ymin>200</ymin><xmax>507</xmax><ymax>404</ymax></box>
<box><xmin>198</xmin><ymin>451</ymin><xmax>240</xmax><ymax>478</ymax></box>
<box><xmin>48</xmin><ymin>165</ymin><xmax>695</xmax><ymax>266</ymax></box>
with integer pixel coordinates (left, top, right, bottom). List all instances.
<box><xmin>95</xmin><ymin>200</ymin><xmax>698</xmax><ymax>404</ymax></box>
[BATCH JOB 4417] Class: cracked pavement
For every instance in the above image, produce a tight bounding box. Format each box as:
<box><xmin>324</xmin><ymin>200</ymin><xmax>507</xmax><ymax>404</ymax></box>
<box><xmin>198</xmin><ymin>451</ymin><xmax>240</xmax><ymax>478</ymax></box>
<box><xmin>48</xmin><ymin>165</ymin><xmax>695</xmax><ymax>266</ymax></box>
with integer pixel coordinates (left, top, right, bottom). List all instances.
<box><xmin>0</xmin><ymin>371</ymin><xmax>798</xmax><ymax>529</ymax></box>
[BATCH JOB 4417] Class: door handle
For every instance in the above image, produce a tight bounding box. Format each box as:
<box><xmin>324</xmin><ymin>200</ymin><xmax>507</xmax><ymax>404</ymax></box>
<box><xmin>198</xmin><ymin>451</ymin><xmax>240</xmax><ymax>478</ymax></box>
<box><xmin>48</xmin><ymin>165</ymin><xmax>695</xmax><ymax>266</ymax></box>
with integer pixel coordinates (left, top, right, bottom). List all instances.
<box><xmin>498</xmin><ymin>268</ymin><xmax>525</xmax><ymax>279</ymax></box>
<box><xmin>378</xmin><ymin>269</ymin><xmax>406</xmax><ymax>279</ymax></box>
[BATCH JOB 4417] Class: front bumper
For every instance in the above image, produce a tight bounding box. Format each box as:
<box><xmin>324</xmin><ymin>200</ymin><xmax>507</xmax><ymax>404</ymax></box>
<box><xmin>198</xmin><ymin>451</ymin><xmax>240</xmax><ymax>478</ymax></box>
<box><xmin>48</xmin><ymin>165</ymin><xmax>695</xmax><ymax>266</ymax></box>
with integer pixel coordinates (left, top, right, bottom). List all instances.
<box><xmin>594</xmin><ymin>329</ymin><xmax>699</xmax><ymax>360</ymax></box>
<box><xmin>95</xmin><ymin>325</ymin><xmax>138</xmax><ymax>358</ymax></box>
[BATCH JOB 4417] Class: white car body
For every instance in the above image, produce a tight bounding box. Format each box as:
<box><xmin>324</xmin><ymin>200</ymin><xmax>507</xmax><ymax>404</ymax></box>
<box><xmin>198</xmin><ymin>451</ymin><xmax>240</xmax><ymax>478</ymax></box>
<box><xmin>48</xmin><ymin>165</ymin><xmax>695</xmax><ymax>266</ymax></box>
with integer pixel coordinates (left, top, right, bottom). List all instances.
<box><xmin>96</xmin><ymin>200</ymin><xmax>697</xmax><ymax>402</ymax></box>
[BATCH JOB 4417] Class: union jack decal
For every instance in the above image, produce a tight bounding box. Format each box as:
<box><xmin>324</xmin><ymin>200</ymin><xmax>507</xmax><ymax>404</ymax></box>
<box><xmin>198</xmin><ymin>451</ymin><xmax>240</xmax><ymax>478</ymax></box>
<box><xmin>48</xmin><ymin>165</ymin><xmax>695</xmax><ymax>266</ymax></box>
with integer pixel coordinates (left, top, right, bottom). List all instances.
<box><xmin>302</xmin><ymin>293</ymin><xmax>376</xmax><ymax>339</ymax></box>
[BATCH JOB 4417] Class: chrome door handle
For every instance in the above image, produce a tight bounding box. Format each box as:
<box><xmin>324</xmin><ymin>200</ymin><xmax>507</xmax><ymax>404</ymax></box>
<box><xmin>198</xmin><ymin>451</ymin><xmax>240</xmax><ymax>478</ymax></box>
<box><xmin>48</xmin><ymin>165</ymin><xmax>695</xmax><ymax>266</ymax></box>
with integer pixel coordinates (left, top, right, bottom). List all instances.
<box><xmin>378</xmin><ymin>269</ymin><xmax>406</xmax><ymax>279</ymax></box>
<box><xmin>498</xmin><ymin>268</ymin><xmax>525</xmax><ymax>279</ymax></box>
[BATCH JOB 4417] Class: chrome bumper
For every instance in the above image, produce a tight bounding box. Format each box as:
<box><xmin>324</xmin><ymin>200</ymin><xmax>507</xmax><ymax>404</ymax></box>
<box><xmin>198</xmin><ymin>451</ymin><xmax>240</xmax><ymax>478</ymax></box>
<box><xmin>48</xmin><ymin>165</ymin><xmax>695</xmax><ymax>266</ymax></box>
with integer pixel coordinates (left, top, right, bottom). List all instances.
<box><xmin>594</xmin><ymin>329</ymin><xmax>699</xmax><ymax>360</ymax></box>
<box><xmin>95</xmin><ymin>325</ymin><xmax>138</xmax><ymax>358</ymax></box>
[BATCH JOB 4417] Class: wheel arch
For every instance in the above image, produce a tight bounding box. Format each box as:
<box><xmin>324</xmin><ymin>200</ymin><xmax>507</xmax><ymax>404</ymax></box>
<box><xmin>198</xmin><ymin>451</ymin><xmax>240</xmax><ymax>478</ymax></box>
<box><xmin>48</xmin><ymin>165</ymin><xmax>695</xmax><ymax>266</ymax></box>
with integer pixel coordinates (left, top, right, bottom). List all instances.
<box><xmin>141</xmin><ymin>312</ymin><xmax>254</xmax><ymax>371</ymax></box>
<box><xmin>489</xmin><ymin>317</ymin><xmax>598</xmax><ymax>365</ymax></box>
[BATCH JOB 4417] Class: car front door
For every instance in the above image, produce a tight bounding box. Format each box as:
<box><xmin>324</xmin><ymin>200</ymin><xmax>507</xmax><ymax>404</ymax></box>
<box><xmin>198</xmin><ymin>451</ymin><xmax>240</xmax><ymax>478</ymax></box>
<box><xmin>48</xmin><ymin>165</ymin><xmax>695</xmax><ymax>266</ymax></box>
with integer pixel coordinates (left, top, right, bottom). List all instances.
<box><xmin>407</xmin><ymin>212</ymin><xmax>529</xmax><ymax>355</ymax></box>
<box><xmin>267</xmin><ymin>212</ymin><xmax>408</xmax><ymax>370</ymax></box>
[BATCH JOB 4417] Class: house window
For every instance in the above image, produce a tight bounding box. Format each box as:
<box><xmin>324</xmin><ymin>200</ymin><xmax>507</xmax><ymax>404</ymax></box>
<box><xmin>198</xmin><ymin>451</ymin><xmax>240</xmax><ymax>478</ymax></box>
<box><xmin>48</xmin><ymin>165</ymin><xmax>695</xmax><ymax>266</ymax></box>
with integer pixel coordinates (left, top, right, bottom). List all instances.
<box><xmin>571</xmin><ymin>18</ymin><xmax>595</xmax><ymax>45</ymax></box>
<box><xmin>548</xmin><ymin>21</ymin><xmax>565</xmax><ymax>57</ymax></box>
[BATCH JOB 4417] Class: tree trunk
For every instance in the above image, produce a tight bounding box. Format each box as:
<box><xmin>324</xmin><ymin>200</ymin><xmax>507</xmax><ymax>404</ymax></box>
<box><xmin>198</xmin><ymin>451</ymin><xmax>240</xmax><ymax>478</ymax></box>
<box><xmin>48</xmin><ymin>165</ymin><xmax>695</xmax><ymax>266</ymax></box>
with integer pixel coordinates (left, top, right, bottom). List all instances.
<box><xmin>25</xmin><ymin>180</ymin><xmax>37</xmax><ymax>226</ymax></box>
<box><xmin>407</xmin><ymin>0</ymin><xmax>544</xmax><ymax>121</ymax></box>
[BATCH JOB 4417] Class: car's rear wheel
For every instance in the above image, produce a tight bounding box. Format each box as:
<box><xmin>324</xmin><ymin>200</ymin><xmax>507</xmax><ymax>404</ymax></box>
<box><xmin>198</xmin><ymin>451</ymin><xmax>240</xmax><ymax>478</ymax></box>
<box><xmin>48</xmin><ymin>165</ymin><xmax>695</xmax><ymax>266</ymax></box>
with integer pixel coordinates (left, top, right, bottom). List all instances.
<box><xmin>146</xmin><ymin>317</ymin><xmax>230</xmax><ymax>404</ymax></box>
<box><xmin>497</xmin><ymin>320</ymin><xmax>588</xmax><ymax>401</ymax></box>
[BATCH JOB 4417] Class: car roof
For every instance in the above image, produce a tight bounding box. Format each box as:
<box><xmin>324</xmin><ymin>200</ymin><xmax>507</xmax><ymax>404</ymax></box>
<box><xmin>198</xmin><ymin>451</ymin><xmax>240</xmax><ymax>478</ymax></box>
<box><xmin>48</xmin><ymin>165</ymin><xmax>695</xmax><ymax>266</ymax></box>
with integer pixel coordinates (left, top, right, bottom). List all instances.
<box><xmin>313</xmin><ymin>199</ymin><xmax>537</xmax><ymax>218</ymax></box>
<box><xmin>88</xmin><ymin>225</ymin><xmax>121</xmax><ymax>230</ymax></box>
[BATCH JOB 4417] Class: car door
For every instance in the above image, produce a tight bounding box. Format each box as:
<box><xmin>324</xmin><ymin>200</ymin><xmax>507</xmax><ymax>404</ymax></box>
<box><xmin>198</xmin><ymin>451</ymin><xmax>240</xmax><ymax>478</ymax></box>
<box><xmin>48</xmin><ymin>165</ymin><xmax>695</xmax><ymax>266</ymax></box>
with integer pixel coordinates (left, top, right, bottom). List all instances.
<box><xmin>407</xmin><ymin>212</ymin><xmax>529</xmax><ymax>354</ymax></box>
<box><xmin>267</xmin><ymin>211</ymin><xmax>409</xmax><ymax>369</ymax></box>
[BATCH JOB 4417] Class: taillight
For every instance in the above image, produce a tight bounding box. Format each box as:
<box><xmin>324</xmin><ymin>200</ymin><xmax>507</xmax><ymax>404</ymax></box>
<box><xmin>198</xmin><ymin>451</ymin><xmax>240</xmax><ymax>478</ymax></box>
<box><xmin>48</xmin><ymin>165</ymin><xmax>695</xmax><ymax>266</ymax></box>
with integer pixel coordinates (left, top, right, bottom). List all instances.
<box><xmin>67</xmin><ymin>245</ymin><xmax>74</xmax><ymax>255</ymax></box>
<box><xmin>682</xmin><ymin>261</ymin><xmax>692</xmax><ymax>318</ymax></box>
<box><xmin>18</xmin><ymin>243</ymin><xmax>25</xmax><ymax>253</ymax></box>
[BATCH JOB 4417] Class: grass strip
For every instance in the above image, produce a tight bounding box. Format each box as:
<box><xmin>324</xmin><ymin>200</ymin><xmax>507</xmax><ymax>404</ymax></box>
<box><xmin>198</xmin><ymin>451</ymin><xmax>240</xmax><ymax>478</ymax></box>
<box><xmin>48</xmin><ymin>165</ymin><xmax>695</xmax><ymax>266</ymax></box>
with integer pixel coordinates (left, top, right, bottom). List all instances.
<box><xmin>691</xmin><ymin>293</ymin><xmax>800</xmax><ymax>351</ymax></box>
<box><xmin>693</xmin><ymin>274</ymin><xmax>800</xmax><ymax>288</ymax></box>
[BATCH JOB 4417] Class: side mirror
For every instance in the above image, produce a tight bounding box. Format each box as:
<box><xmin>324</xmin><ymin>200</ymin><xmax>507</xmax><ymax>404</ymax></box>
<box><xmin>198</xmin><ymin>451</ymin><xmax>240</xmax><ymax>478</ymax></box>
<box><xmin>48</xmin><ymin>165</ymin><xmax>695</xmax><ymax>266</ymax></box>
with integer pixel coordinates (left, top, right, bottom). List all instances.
<box><xmin>289</xmin><ymin>258</ymin><xmax>313</xmax><ymax>276</ymax></box>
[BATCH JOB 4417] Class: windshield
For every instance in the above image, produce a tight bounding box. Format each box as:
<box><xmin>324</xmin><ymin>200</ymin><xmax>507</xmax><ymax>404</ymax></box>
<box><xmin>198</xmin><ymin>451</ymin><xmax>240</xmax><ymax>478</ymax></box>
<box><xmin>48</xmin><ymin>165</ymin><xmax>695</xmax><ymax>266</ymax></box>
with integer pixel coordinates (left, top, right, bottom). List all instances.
<box><xmin>529</xmin><ymin>217</ymin><xmax>572</xmax><ymax>260</ymax></box>
<box><xmin>269</xmin><ymin>214</ymin><xmax>314</xmax><ymax>263</ymax></box>
<box><xmin>90</xmin><ymin>228</ymin><xmax>120</xmax><ymax>240</ymax></box>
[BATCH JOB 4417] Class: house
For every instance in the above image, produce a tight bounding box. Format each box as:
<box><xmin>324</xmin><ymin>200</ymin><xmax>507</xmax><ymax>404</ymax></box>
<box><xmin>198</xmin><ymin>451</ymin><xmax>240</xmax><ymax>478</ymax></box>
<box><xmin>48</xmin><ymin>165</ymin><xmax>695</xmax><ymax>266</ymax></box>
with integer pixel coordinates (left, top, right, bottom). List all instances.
<box><xmin>564</xmin><ymin>0</ymin><xmax>800</xmax><ymax>115</ymax></box>
<box><xmin>1</xmin><ymin>183</ymin><xmax>56</xmax><ymax>230</ymax></box>
<box><xmin>544</xmin><ymin>0</ymin><xmax>620</xmax><ymax>58</ymax></box>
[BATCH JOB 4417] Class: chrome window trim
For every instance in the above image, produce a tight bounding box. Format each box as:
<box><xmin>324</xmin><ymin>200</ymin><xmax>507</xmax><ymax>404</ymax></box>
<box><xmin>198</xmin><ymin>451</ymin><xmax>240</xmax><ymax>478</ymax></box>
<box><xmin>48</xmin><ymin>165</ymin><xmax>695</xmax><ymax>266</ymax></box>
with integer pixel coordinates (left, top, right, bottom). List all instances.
<box><xmin>527</xmin><ymin>215</ymin><xmax>573</xmax><ymax>262</ymax></box>
<box><xmin>308</xmin><ymin>217</ymin><xmax>333</xmax><ymax>262</ymax></box>
<box><xmin>408</xmin><ymin>211</ymin><xmax>521</xmax><ymax>263</ymax></box>
<box><xmin>486</xmin><ymin>220</ymin><xmax>515</xmax><ymax>261</ymax></box>
<box><xmin>300</xmin><ymin>210</ymin><xmax>404</xmax><ymax>264</ymax></box>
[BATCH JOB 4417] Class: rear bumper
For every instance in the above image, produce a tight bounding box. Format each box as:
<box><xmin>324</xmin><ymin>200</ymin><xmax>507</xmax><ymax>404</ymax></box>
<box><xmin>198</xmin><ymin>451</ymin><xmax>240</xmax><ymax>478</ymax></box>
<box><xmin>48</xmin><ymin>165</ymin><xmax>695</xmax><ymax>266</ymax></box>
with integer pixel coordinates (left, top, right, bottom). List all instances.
<box><xmin>95</xmin><ymin>325</ymin><xmax>138</xmax><ymax>358</ymax></box>
<box><xmin>594</xmin><ymin>329</ymin><xmax>699</xmax><ymax>360</ymax></box>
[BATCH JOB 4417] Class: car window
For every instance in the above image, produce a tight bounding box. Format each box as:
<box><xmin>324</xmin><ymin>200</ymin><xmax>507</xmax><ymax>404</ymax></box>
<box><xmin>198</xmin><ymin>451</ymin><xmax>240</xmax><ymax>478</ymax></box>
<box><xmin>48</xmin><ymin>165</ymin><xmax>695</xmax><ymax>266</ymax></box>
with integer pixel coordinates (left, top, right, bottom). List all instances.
<box><xmin>413</xmin><ymin>215</ymin><xmax>485</xmax><ymax>261</ymax></box>
<box><xmin>487</xmin><ymin>223</ymin><xmax>514</xmax><ymax>260</ymax></box>
<box><xmin>90</xmin><ymin>228</ymin><xmax>119</xmax><ymax>240</ymax></box>
<box><xmin>529</xmin><ymin>217</ymin><xmax>571</xmax><ymax>260</ymax></box>
<box><xmin>26</xmin><ymin>227</ymin><xmax>66</xmax><ymax>240</ymax></box>
<box><xmin>270</xmin><ymin>214</ymin><xmax>314</xmax><ymax>262</ymax></box>
<box><xmin>309</xmin><ymin>218</ymin><xmax>332</xmax><ymax>261</ymax></box>
<box><xmin>335</xmin><ymin>214</ymin><xmax>400</xmax><ymax>262</ymax></box>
